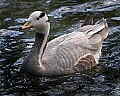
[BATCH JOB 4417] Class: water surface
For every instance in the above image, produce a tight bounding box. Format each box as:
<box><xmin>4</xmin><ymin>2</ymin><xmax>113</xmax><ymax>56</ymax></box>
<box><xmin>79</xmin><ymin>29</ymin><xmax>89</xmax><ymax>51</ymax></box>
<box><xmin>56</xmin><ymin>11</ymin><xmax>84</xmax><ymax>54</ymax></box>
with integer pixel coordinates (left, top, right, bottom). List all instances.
<box><xmin>0</xmin><ymin>0</ymin><xmax>120</xmax><ymax>96</ymax></box>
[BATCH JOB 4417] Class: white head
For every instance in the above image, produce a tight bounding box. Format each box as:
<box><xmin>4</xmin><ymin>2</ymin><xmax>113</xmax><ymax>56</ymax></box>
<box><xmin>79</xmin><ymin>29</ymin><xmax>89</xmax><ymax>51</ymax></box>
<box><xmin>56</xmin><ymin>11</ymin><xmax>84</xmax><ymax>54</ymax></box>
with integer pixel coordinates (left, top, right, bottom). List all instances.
<box><xmin>22</xmin><ymin>11</ymin><xmax>50</xmax><ymax>34</ymax></box>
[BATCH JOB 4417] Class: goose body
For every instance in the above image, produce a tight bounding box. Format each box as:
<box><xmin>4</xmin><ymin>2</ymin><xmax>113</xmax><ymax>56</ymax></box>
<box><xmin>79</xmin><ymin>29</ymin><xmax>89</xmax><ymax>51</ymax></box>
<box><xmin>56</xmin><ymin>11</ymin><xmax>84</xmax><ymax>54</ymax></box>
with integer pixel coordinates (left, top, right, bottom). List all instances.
<box><xmin>21</xmin><ymin>11</ymin><xmax>108</xmax><ymax>76</ymax></box>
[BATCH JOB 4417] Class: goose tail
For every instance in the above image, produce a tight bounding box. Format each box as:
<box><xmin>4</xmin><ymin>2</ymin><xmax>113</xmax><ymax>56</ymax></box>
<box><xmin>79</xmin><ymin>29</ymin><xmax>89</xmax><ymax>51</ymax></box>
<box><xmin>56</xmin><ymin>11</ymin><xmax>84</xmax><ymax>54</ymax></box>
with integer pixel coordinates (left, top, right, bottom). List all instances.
<box><xmin>81</xmin><ymin>15</ymin><xmax>93</xmax><ymax>27</ymax></box>
<box><xmin>74</xmin><ymin>53</ymin><xmax>96</xmax><ymax>70</ymax></box>
<box><xmin>95</xmin><ymin>18</ymin><xmax>108</xmax><ymax>40</ymax></box>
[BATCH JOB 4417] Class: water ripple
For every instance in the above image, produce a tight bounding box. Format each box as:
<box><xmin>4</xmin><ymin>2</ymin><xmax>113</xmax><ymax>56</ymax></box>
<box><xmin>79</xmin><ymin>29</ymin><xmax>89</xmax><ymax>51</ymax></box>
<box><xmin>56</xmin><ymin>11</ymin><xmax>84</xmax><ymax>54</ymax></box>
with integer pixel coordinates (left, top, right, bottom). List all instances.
<box><xmin>0</xmin><ymin>0</ymin><xmax>120</xmax><ymax>96</ymax></box>
<box><xmin>0</xmin><ymin>29</ymin><xmax>23</xmax><ymax>37</ymax></box>
<box><xmin>49</xmin><ymin>0</ymin><xmax>120</xmax><ymax>18</ymax></box>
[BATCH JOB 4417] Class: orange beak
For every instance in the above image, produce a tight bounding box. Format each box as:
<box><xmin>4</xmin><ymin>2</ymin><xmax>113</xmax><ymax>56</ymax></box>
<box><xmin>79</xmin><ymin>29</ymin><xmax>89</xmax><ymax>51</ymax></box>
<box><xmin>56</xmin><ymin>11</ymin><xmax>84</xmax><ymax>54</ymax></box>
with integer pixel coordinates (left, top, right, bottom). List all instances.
<box><xmin>21</xmin><ymin>22</ymin><xmax>33</xmax><ymax>30</ymax></box>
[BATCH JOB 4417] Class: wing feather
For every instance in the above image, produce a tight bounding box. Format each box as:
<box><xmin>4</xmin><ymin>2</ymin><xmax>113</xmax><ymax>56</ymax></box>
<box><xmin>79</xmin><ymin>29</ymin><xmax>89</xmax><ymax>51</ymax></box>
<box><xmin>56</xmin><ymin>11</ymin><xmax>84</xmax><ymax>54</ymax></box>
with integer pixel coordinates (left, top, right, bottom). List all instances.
<box><xmin>42</xmin><ymin>17</ymin><xmax>108</xmax><ymax>70</ymax></box>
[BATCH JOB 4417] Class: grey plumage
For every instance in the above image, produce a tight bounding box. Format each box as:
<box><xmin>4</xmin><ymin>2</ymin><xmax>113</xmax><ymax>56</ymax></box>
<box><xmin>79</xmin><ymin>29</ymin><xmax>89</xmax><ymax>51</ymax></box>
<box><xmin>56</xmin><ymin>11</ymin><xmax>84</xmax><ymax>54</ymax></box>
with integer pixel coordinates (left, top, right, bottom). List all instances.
<box><xmin>20</xmin><ymin>11</ymin><xmax>108</xmax><ymax>76</ymax></box>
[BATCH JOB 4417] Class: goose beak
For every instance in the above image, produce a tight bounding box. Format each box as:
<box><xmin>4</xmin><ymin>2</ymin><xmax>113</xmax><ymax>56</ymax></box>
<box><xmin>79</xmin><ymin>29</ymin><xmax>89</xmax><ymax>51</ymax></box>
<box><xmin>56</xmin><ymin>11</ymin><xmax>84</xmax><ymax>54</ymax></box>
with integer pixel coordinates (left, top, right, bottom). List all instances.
<box><xmin>20</xmin><ymin>22</ymin><xmax>33</xmax><ymax>30</ymax></box>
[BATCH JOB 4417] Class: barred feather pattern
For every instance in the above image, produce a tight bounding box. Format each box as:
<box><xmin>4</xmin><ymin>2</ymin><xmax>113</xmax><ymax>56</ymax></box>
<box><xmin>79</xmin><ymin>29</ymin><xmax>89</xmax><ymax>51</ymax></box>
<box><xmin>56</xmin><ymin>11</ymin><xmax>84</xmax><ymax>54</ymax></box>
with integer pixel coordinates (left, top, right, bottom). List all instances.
<box><xmin>41</xmin><ymin>18</ymin><xmax>108</xmax><ymax>76</ymax></box>
<box><xmin>21</xmin><ymin>14</ymin><xmax>108</xmax><ymax>76</ymax></box>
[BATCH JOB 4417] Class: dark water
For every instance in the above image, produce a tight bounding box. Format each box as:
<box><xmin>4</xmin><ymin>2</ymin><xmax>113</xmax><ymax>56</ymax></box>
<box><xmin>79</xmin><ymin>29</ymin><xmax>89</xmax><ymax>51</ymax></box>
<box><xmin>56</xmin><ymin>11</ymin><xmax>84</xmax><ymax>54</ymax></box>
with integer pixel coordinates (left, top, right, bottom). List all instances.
<box><xmin>0</xmin><ymin>0</ymin><xmax>120</xmax><ymax>96</ymax></box>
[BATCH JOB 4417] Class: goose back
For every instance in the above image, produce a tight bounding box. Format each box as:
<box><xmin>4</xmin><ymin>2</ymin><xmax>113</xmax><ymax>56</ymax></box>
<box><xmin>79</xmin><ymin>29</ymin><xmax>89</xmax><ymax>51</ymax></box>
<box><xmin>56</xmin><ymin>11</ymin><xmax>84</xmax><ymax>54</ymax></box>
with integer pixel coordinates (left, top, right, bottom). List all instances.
<box><xmin>41</xmin><ymin>18</ymin><xmax>108</xmax><ymax>75</ymax></box>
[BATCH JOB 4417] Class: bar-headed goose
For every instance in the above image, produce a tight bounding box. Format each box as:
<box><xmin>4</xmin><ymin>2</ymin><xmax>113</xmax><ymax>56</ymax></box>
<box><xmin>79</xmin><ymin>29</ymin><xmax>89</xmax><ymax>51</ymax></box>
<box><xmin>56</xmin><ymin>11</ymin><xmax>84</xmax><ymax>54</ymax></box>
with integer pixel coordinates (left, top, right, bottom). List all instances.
<box><xmin>20</xmin><ymin>11</ymin><xmax>108</xmax><ymax>76</ymax></box>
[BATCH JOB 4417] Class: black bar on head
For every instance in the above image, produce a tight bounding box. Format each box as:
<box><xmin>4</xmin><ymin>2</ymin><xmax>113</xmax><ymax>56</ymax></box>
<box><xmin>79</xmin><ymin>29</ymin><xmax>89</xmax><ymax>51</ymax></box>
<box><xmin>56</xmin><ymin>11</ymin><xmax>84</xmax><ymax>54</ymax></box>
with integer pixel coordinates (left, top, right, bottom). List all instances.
<box><xmin>39</xmin><ymin>12</ymin><xmax>45</xmax><ymax>18</ymax></box>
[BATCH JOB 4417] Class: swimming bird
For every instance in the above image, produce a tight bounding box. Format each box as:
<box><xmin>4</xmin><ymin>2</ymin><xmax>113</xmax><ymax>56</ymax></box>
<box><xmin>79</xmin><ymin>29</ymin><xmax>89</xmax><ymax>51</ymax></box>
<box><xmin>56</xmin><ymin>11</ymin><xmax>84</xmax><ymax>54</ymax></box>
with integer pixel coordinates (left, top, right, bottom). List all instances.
<box><xmin>20</xmin><ymin>11</ymin><xmax>108</xmax><ymax>76</ymax></box>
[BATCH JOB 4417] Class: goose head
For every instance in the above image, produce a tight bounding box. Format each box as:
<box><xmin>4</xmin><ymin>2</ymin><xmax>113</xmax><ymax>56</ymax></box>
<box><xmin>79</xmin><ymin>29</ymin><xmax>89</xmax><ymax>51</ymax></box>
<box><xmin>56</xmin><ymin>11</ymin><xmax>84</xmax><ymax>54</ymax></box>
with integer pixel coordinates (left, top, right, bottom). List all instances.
<box><xmin>21</xmin><ymin>11</ymin><xmax>50</xmax><ymax>34</ymax></box>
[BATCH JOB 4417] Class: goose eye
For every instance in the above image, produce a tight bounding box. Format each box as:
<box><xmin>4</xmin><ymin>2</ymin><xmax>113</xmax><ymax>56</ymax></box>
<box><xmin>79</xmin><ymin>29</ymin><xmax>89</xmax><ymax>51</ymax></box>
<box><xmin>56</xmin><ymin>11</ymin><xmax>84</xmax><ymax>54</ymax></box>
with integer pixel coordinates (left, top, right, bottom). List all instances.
<box><xmin>36</xmin><ymin>17</ymin><xmax>39</xmax><ymax>20</ymax></box>
<box><xmin>36</xmin><ymin>12</ymin><xmax>45</xmax><ymax>20</ymax></box>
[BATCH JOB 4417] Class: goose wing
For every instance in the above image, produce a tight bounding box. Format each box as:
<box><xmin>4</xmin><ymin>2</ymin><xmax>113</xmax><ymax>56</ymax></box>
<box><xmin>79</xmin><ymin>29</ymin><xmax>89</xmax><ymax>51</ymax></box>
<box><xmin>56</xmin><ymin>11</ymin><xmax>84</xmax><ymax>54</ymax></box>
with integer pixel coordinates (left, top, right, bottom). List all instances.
<box><xmin>42</xmin><ymin>18</ymin><xmax>108</xmax><ymax>73</ymax></box>
<box><xmin>44</xmin><ymin>18</ymin><xmax>108</xmax><ymax>56</ymax></box>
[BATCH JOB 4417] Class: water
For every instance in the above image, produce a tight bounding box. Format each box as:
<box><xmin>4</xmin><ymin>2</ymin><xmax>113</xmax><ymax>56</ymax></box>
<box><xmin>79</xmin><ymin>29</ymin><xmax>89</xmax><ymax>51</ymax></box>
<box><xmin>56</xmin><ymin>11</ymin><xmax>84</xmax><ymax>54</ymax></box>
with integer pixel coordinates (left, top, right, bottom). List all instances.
<box><xmin>0</xmin><ymin>0</ymin><xmax>120</xmax><ymax>95</ymax></box>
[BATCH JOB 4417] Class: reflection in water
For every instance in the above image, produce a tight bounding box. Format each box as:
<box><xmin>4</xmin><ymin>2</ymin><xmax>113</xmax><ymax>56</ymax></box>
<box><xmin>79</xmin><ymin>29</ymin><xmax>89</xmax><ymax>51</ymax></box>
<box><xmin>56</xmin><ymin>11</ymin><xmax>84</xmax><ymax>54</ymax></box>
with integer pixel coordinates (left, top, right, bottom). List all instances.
<box><xmin>0</xmin><ymin>0</ymin><xmax>120</xmax><ymax>95</ymax></box>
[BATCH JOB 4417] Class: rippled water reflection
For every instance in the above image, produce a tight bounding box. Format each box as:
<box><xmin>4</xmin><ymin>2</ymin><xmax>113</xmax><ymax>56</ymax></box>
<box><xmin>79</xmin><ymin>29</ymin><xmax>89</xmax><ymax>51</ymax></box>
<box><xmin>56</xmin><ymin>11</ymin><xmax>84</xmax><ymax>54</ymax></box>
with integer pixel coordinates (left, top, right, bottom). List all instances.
<box><xmin>0</xmin><ymin>0</ymin><xmax>120</xmax><ymax>96</ymax></box>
